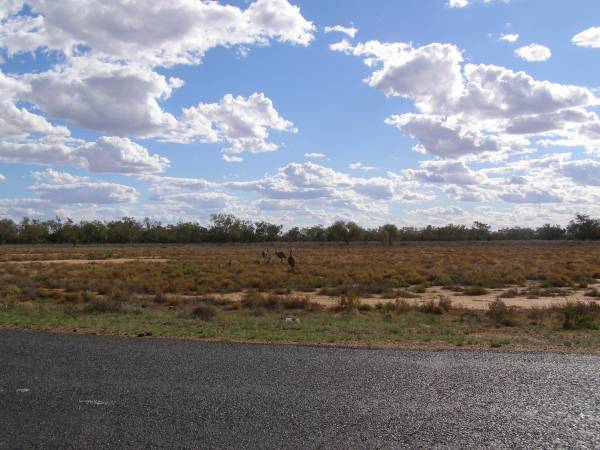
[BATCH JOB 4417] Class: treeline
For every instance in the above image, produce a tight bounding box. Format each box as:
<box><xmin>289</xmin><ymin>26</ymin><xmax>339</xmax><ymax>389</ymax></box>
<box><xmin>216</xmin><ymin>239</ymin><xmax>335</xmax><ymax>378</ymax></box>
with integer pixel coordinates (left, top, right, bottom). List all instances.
<box><xmin>0</xmin><ymin>214</ymin><xmax>599</xmax><ymax>244</ymax></box>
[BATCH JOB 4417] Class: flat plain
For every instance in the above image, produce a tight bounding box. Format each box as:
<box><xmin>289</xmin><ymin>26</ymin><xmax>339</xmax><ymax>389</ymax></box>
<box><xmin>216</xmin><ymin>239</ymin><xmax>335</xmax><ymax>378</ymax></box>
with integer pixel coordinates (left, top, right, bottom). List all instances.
<box><xmin>1</xmin><ymin>241</ymin><xmax>600</xmax><ymax>351</ymax></box>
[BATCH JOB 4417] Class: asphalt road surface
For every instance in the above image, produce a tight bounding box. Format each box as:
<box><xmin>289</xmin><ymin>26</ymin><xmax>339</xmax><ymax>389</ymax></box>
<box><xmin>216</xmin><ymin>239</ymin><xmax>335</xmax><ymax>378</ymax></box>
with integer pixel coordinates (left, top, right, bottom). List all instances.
<box><xmin>1</xmin><ymin>331</ymin><xmax>599</xmax><ymax>449</ymax></box>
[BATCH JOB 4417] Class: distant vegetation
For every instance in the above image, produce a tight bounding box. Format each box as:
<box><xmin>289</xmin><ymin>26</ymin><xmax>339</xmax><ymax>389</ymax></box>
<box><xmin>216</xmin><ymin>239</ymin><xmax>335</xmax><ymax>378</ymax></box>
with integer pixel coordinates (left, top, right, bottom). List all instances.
<box><xmin>0</xmin><ymin>213</ymin><xmax>599</xmax><ymax>244</ymax></box>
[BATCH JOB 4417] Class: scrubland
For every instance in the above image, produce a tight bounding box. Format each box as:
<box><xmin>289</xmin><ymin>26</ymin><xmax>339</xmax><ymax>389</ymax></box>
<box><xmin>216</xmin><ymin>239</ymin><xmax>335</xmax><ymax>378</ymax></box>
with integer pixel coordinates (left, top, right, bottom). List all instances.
<box><xmin>1</xmin><ymin>242</ymin><xmax>600</xmax><ymax>351</ymax></box>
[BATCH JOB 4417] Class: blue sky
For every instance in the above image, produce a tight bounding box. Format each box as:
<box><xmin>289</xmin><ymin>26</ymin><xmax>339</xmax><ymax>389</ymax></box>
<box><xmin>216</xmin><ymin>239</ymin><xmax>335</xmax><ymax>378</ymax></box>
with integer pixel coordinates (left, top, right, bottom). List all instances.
<box><xmin>1</xmin><ymin>0</ymin><xmax>600</xmax><ymax>228</ymax></box>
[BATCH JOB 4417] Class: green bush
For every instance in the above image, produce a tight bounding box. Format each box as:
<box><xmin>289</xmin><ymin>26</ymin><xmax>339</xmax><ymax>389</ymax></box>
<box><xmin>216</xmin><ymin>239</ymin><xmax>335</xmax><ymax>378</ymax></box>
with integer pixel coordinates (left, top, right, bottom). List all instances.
<box><xmin>191</xmin><ymin>304</ymin><xmax>216</xmax><ymax>321</ymax></box>
<box><xmin>83</xmin><ymin>299</ymin><xmax>123</xmax><ymax>314</ymax></box>
<box><xmin>561</xmin><ymin>302</ymin><xmax>600</xmax><ymax>330</ymax></box>
<box><xmin>463</xmin><ymin>286</ymin><xmax>488</xmax><ymax>296</ymax></box>
<box><xmin>487</xmin><ymin>298</ymin><xmax>515</xmax><ymax>326</ymax></box>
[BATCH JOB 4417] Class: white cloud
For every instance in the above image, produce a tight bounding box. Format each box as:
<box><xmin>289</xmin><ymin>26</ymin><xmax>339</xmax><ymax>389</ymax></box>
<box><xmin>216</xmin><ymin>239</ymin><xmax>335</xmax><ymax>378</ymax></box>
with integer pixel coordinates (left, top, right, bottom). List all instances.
<box><xmin>0</xmin><ymin>173</ymin><xmax>4</xmax><ymax>181</ymax></box>
<box><xmin>0</xmin><ymin>135</ymin><xmax>169</xmax><ymax>174</ymax></box>
<box><xmin>349</xmin><ymin>162</ymin><xmax>376</xmax><ymax>171</ymax></box>
<box><xmin>0</xmin><ymin>69</ymin><xmax>70</xmax><ymax>139</ymax></box>
<box><xmin>21</xmin><ymin>56</ymin><xmax>295</xmax><ymax>155</ymax></box>
<box><xmin>324</xmin><ymin>25</ymin><xmax>357</xmax><ymax>39</ymax></box>
<box><xmin>0</xmin><ymin>0</ymin><xmax>23</xmax><ymax>20</ymax></box>
<box><xmin>304</xmin><ymin>152</ymin><xmax>326</xmax><ymax>159</ymax></box>
<box><xmin>406</xmin><ymin>160</ymin><xmax>483</xmax><ymax>185</ymax></box>
<box><xmin>25</xmin><ymin>58</ymin><xmax>179</xmax><ymax>138</ymax></box>
<box><xmin>499</xmin><ymin>189</ymin><xmax>562</xmax><ymax>204</ymax></box>
<box><xmin>222</xmin><ymin>155</ymin><xmax>243</xmax><ymax>163</ymax></box>
<box><xmin>335</xmin><ymin>38</ymin><xmax>598</xmax><ymax>159</ymax></box>
<box><xmin>171</xmin><ymin>92</ymin><xmax>296</xmax><ymax>154</ymax></box>
<box><xmin>448</xmin><ymin>0</ymin><xmax>469</xmax><ymax>7</ymax></box>
<box><xmin>447</xmin><ymin>0</ymin><xmax>510</xmax><ymax>8</ymax></box>
<box><xmin>334</xmin><ymin>41</ymin><xmax>464</xmax><ymax>113</ymax></box>
<box><xmin>560</xmin><ymin>159</ymin><xmax>600</xmax><ymax>186</ymax></box>
<box><xmin>515</xmin><ymin>44</ymin><xmax>551</xmax><ymax>62</ymax></box>
<box><xmin>29</xmin><ymin>169</ymin><xmax>139</xmax><ymax>204</ymax></box>
<box><xmin>572</xmin><ymin>26</ymin><xmax>600</xmax><ymax>49</ymax></box>
<box><xmin>499</xmin><ymin>33</ymin><xmax>519</xmax><ymax>43</ymax></box>
<box><xmin>385</xmin><ymin>113</ymin><xmax>524</xmax><ymax>159</ymax></box>
<box><xmin>0</xmin><ymin>0</ymin><xmax>315</xmax><ymax>67</ymax></box>
<box><xmin>77</xmin><ymin>137</ymin><xmax>170</xmax><ymax>173</ymax></box>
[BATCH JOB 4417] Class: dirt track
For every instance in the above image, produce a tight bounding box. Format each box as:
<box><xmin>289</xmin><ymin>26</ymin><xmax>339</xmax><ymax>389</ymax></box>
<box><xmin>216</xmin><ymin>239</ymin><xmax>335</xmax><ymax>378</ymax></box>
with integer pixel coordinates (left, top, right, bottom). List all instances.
<box><xmin>0</xmin><ymin>258</ymin><xmax>169</xmax><ymax>265</ymax></box>
<box><xmin>208</xmin><ymin>285</ymin><xmax>600</xmax><ymax>310</ymax></box>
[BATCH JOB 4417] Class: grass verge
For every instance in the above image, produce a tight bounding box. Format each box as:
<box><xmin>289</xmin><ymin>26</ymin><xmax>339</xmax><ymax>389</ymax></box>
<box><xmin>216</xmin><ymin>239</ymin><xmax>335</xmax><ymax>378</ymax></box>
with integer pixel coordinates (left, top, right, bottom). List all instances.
<box><xmin>1</xmin><ymin>300</ymin><xmax>599</xmax><ymax>352</ymax></box>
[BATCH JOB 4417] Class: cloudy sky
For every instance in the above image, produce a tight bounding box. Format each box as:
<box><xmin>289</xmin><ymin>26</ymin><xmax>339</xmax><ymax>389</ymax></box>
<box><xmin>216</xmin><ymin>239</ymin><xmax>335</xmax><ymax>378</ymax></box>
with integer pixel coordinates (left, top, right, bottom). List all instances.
<box><xmin>1</xmin><ymin>0</ymin><xmax>600</xmax><ymax>228</ymax></box>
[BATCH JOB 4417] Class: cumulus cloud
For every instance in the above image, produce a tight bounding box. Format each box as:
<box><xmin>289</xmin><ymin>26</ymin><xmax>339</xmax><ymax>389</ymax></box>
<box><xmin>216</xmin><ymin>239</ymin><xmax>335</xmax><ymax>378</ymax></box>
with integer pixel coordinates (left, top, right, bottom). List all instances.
<box><xmin>560</xmin><ymin>159</ymin><xmax>600</xmax><ymax>186</ymax></box>
<box><xmin>334</xmin><ymin>39</ymin><xmax>597</xmax><ymax>159</ymax></box>
<box><xmin>515</xmin><ymin>44</ymin><xmax>551</xmax><ymax>62</ymax></box>
<box><xmin>171</xmin><ymin>93</ymin><xmax>296</xmax><ymax>154</ymax></box>
<box><xmin>29</xmin><ymin>169</ymin><xmax>139</xmax><ymax>204</ymax></box>
<box><xmin>0</xmin><ymin>135</ymin><xmax>169</xmax><ymax>174</ymax></box>
<box><xmin>406</xmin><ymin>160</ymin><xmax>483</xmax><ymax>185</ymax></box>
<box><xmin>324</xmin><ymin>25</ymin><xmax>357</xmax><ymax>39</ymax></box>
<box><xmin>572</xmin><ymin>26</ymin><xmax>600</xmax><ymax>49</ymax></box>
<box><xmin>0</xmin><ymin>0</ymin><xmax>23</xmax><ymax>20</ymax></box>
<box><xmin>77</xmin><ymin>137</ymin><xmax>170</xmax><ymax>173</ymax></box>
<box><xmin>0</xmin><ymin>173</ymin><xmax>4</xmax><ymax>181</ymax></box>
<box><xmin>0</xmin><ymin>69</ymin><xmax>70</xmax><ymax>139</ymax></box>
<box><xmin>25</xmin><ymin>58</ymin><xmax>179</xmax><ymax>138</ymax></box>
<box><xmin>499</xmin><ymin>33</ymin><xmax>519</xmax><ymax>43</ymax></box>
<box><xmin>20</xmin><ymin>56</ymin><xmax>295</xmax><ymax>155</ymax></box>
<box><xmin>0</xmin><ymin>0</ymin><xmax>315</xmax><ymax>67</ymax></box>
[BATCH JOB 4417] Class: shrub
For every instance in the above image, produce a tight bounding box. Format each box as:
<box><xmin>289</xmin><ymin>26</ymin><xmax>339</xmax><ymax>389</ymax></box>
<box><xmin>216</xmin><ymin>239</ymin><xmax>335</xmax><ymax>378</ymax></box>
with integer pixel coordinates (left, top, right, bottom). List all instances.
<box><xmin>487</xmin><ymin>298</ymin><xmax>516</xmax><ymax>326</ymax></box>
<box><xmin>418</xmin><ymin>299</ymin><xmax>442</xmax><ymax>315</ymax></box>
<box><xmin>584</xmin><ymin>288</ymin><xmax>600</xmax><ymax>298</ymax></box>
<box><xmin>499</xmin><ymin>288</ymin><xmax>520</xmax><ymax>299</ymax></box>
<box><xmin>438</xmin><ymin>274</ymin><xmax>454</xmax><ymax>287</ymax></box>
<box><xmin>337</xmin><ymin>293</ymin><xmax>360</xmax><ymax>312</ymax></box>
<box><xmin>358</xmin><ymin>303</ymin><xmax>372</xmax><ymax>312</ymax></box>
<box><xmin>561</xmin><ymin>302</ymin><xmax>600</xmax><ymax>330</ymax></box>
<box><xmin>82</xmin><ymin>299</ymin><xmax>122</xmax><ymax>314</ymax></box>
<box><xmin>395</xmin><ymin>289</ymin><xmax>420</xmax><ymax>299</ymax></box>
<box><xmin>153</xmin><ymin>289</ymin><xmax>168</xmax><ymax>304</ymax></box>
<box><xmin>281</xmin><ymin>296</ymin><xmax>313</xmax><ymax>310</ymax></box>
<box><xmin>438</xmin><ymin>296</ymin><xmax>452</xmax><ymax>312</ymax></box>
<box><xmin>82</xmin><ymin>290</ymin><xmax>96</xmax><ymax>302</ymax></box>
<box><xmin>193</xmin><ymin>296</ymin><xmax>233</xmax><ymax>307</ymax></box>
<box><xmin>241</xmin><ymin>292</ymin><xmax>279</xmax><ymax>310</ymax></box>
<box><xmin>462</xmin><ymin>286</ymin><xmax>488</xmax><ymax>296</ymax></box>
<box><xmin>393</xmin><ymin>299</ymin><xmax>413</xmax><ymax>314</ymax></box>
<box><xmin>191</xmin><ymin>304</ymin><xmax>216</xmax><ymax>321</ymax></box>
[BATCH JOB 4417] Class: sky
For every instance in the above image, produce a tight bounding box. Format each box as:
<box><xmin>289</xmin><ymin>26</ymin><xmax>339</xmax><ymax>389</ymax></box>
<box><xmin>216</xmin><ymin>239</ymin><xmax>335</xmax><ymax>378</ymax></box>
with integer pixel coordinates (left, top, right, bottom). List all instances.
<box><xmin>1</xmin><ymin>0</ymin><xmax>600</xmax><ymax>229</ymax></box>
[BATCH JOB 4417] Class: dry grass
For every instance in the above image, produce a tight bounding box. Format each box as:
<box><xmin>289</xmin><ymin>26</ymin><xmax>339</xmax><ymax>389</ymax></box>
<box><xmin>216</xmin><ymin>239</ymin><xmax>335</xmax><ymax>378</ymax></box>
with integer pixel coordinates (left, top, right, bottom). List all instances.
<box><xmin>1</xmin><ymin>242</ymin><xmax>600</xmax><ymax>350</ymax></box>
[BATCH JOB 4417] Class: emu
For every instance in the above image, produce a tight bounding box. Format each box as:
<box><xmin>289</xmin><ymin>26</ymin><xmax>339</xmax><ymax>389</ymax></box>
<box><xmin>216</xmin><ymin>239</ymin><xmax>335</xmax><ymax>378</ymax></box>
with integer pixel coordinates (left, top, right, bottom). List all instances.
<box><xmin>275</xmin><ymin>249</ymin><xmax>286</xmax><ymax>262</ymax></box>
<box><xmin>287</xmin><ymin>249</ymin><xmax>295</xmax><ymax>271</ymax></box>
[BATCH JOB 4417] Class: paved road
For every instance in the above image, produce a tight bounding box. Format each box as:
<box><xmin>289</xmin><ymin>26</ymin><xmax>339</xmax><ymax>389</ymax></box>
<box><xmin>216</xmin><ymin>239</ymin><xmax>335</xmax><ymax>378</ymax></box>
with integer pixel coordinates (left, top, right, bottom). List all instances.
<box><xmin>1</xmin><ymin>331</ymin><xmax>599</xmax><ymax>449</ymax></box>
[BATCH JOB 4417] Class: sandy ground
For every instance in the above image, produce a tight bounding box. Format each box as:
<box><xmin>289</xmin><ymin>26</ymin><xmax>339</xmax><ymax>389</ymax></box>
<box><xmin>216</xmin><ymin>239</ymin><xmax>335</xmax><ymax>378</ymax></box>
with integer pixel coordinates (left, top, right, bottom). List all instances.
<box><xmin>0</xmin><ymin>258</ymin><xmax>169</xmax><ymax>265</ymax></box>
<box><xmin>207</xmin><ymin>286</ymin><xmax>600</xmax><ymax>311</ymax></box>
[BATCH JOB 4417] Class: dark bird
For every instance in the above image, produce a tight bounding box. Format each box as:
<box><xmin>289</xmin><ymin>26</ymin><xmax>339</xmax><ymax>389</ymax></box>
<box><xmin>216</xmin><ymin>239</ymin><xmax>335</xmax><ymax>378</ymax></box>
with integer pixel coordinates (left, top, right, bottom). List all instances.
<box><xmin>275</xmin><ymin>249</ymin><xmax>286</xmax><ymax>262</ymax></box>
<box><xmin>287</xmin><ymin>249</ymin><xmax>295</xmax><ymax>271</ymax></box>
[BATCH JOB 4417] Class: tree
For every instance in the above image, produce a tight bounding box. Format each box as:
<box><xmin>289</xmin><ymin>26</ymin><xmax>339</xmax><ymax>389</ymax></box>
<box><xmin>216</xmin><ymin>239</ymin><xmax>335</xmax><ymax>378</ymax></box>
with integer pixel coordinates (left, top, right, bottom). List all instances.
<box><xmin>567</xmin><ymin>214</ymin><xmax>600</xmax><ymax>240</ymax></box>
<box><xmin>327</xmin><ymin>221</ymin><xmax>350</xmax><ymax>243</ymax></box>
<box><xmin>379</xmin><ymin>224</ymin><xmax>398</xmax><ymax>245</ymax></box>
<box><xmin>536</xmin><ymin>224</ymin><xmax>566</xmax><ymax>240</ymax></box>
<box><xmin>0</xmin><ymin>219</ymin><xmax>17</xmax><ymax>244</ymax></box>
<box><xmin>471</xmin><ymin>221</ymin><xmax>491</xmax><ymax>241</ymax></box>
